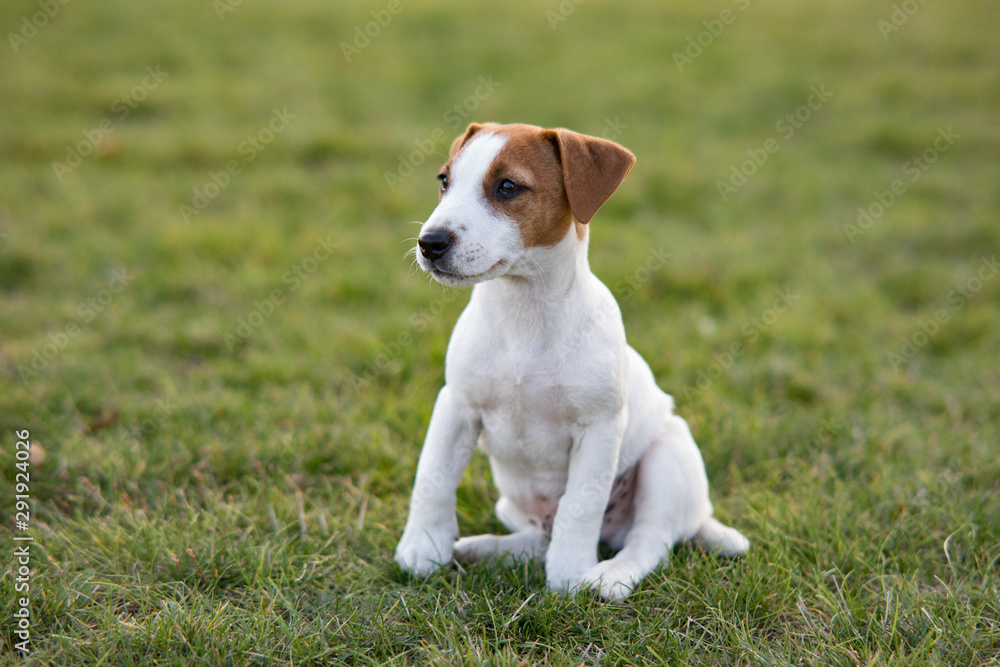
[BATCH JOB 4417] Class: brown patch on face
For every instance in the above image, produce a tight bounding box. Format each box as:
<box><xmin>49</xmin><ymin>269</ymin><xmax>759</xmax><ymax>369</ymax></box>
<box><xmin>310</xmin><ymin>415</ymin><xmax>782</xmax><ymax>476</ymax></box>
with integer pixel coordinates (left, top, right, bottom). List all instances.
<box><xmin>477</xmin><ymin>124</ymin><xmax>574</xmax><ymax>249</ymax></box>
<box><xmin>439</xmin><ymin>123</ymin><xmax>634</xmax><ymax>248</ymax></box>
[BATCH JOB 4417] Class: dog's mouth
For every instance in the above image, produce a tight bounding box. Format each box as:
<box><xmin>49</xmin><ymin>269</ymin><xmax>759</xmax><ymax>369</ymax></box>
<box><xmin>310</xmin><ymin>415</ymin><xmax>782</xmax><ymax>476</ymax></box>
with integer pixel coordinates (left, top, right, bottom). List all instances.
<box><xmin>425</xmin><ymin>259</ymin><xmax>510</xmax><ymax>287</ymax></box>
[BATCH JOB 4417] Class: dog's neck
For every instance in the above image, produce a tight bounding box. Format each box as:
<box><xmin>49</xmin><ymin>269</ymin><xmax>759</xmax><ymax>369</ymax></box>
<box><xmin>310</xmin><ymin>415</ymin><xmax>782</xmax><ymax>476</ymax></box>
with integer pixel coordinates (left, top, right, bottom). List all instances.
<box><xmin>471</xmin><ymin>224</ymin><xmax>592</xmax><ymax>336</ymax></box>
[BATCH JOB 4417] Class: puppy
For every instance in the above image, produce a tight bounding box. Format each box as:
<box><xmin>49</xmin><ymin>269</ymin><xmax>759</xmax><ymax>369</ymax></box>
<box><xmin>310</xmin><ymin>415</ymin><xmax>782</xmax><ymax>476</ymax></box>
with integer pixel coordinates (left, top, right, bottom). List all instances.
<box><xmin>395</xmin><ymin>122</ymin><xmax>748</xmax><ymax>599</ymax></box>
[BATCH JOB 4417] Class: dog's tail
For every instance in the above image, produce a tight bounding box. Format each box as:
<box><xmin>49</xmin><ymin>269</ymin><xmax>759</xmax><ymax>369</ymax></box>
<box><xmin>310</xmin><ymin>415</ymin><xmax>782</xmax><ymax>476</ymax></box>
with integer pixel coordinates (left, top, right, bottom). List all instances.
<box><xmin>693</xmin><ymin>517</ymin><xmax>750</xmax><ymax>557</ymax></box>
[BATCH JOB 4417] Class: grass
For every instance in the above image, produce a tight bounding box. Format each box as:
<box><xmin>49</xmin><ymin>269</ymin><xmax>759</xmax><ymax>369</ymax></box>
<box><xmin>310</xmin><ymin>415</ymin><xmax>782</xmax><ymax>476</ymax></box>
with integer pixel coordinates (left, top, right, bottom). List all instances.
<box><xmin>1</xmin><ymin>0</ymin><xmax>999</xmax><ymax>663</ymax></box>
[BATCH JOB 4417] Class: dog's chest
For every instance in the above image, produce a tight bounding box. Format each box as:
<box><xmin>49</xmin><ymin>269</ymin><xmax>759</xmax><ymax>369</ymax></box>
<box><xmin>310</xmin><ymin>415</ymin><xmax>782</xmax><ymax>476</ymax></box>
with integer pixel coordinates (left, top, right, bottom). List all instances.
<box><xmin>451</xmin><ymin>336</ymin><xmax>587</xmax><ymax>466</ymax></box>
<box><xmin>445</xmin><ymin>281</ymin><xmax>627</xmax><ymax>476</ymax></box>
<box><xmin>481</xmin><ymin>357</ymin><xmax>576</xmax><ymax>451</ymax></box>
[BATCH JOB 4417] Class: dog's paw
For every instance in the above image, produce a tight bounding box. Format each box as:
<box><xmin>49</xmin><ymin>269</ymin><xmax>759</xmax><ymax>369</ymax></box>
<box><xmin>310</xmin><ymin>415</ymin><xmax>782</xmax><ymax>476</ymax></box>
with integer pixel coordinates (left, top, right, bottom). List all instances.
<box><xmin>545</xmin><ymin>553</ymin><xmax>596</xmax><ymax>594</ymax></box>
<box><xmin>394</xmin><ymin>529</ymin><xmax>455</xmax><ymax>577</ymax></box>
<box><xmin>453</xmin><ymin>534</ymin><xmax>499</xmax><ymax>563</ymax></box>
<box><xmin>455</xmin><ymin>530</ymin><xmax>547</xmax><ymax>565</ymax></box>
<box><xmin>581</xmin><ymin>558</ymin><xmax>646</xmax><ymax>601</ymax></box>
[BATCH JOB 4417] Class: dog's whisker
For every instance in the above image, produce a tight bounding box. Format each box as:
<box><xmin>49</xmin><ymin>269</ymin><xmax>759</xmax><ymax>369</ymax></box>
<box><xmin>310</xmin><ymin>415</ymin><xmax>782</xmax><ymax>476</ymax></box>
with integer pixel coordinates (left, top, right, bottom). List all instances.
<box><xmin>525</xmin><ymin>255</ymin><xmax>546</xmax><ymax>279</ymax></box>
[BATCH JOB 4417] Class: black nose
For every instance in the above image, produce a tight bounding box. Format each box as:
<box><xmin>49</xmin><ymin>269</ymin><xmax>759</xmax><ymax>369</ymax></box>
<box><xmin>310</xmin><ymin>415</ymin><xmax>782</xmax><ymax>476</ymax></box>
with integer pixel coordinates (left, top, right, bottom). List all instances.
<box><xmin>418</xmin><ymin>230</ymin><xmax>454</xmax><ymax>262</ymax></box>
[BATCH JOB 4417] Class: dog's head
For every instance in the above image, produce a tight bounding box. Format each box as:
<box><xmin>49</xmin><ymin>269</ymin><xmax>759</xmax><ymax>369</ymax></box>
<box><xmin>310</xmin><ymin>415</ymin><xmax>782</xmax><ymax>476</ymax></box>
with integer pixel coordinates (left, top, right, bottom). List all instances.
<box><xmin>414</xmin><ymin>122</ymin><xmax>635</xmax><ymax>288</ymax></box>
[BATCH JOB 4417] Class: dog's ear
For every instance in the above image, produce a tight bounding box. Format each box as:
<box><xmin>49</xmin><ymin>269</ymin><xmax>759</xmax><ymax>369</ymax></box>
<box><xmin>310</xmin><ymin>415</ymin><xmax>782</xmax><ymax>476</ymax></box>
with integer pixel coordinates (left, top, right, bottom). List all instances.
<box><xmin>449</xmin><ymin>123</ymin><xmax>486</xmax><ymax>159</ymax></box>
<box><xmin>546</xmin><ymin>129</ymin><xmax>636</xmax><ymax>224</ymax></box>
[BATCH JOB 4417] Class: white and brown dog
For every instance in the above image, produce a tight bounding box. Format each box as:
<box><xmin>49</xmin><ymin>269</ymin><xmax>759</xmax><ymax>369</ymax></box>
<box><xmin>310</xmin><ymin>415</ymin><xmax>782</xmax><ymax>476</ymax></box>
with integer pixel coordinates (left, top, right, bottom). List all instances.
<box><xmin>395</xmin><ymin>122</ymin><xmax>748</xmax><ymax>599</ymax></box>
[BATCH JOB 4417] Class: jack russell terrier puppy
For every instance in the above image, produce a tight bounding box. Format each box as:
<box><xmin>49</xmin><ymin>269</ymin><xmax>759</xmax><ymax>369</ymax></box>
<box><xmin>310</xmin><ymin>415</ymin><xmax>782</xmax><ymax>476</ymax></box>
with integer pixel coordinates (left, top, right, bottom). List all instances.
<box><xmin>395</xmin><ymin>122</ymin><xmax>749</xmax><ymax>599</ymax></box>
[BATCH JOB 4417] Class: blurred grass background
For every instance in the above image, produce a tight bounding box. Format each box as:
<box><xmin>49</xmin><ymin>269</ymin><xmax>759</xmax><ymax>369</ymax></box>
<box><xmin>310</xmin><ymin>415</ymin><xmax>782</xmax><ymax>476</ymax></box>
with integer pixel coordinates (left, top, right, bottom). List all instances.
<box><xmin>1</xmin><ymin>0</ymin><xmax>998</xmax><ymax>664</ymax></box>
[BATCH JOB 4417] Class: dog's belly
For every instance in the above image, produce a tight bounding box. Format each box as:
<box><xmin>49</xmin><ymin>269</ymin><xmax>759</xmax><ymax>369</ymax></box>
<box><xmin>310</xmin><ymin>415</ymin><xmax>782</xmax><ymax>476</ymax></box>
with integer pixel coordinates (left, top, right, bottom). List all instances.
<box><xmin>487</xmin><ymin>441</ymin><xmax>640</xmax><ymax>544</ymax></box>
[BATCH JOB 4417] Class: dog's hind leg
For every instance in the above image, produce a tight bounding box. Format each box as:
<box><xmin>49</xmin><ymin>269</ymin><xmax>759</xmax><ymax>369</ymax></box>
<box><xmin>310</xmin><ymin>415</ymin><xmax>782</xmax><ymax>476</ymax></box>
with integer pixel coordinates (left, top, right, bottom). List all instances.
<box><xmin>692</xmin><ymin>516</ymin><xmax>750</xmax><ymax>556</ymax></box>
<box><xmin>453</xmin><ymin>496</ymin><xmax>548</xmax><ymax>564</ymax></box>
<box><xmin>453</xmin><ymin>529</ymin><xmax>547</xmax><ymax>564</ymax></box>
<box><xmin>494</xmin><ymin>495</ymin><xmax>535</xmax><ymax>533</ymax></box>
<box><xmin>582</xmin><ymin>414</ymin><xmax>746</xmax><ymax>599</ymax></box>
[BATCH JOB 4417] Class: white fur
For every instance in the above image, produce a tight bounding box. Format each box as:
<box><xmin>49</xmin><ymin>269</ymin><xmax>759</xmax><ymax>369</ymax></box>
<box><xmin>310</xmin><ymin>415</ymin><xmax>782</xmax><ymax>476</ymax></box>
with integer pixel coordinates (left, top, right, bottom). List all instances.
<box><xmin>396</xmin><ymin>130</ymin><xmax>749</xmax><ymax>599</ymax></box>
<box><xmin>416</xmin><ymin>133</ymin><xmax>521</xmax><ymax>288</ymax></box>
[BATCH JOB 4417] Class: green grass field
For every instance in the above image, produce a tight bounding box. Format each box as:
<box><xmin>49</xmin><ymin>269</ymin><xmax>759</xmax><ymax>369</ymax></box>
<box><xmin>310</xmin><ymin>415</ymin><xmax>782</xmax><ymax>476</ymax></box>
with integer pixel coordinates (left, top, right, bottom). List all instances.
<box><xmin>2</xmin><ymin>0</ymin><xmax>999</xmax><ymax>664</ymax></box>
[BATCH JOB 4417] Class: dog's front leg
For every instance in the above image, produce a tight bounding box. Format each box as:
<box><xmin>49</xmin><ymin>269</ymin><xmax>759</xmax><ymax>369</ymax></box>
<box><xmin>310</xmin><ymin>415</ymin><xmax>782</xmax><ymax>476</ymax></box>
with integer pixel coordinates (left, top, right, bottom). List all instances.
<box><xmin>545</xmin><ymin>413</ymin><xmax>626</xmax><ymax>593</ymax></box>
<box><xmin>395</xmin><ymin>386</ymin><xmax>479</xmax><ymax>577</ymax></box>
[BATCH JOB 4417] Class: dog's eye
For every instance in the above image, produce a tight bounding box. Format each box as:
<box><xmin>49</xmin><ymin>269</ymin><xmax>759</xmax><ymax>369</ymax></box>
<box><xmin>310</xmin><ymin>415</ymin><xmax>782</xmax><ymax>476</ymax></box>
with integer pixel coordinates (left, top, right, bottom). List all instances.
<box><xmin>496</xmin><ymin>179</ymin><xmax>524</xmax><ymax>199</ymax></box>
<box><xmin>437</xmin><ymin>174</ymin><xmax>448</xmax><ymax>192</ymax></box>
